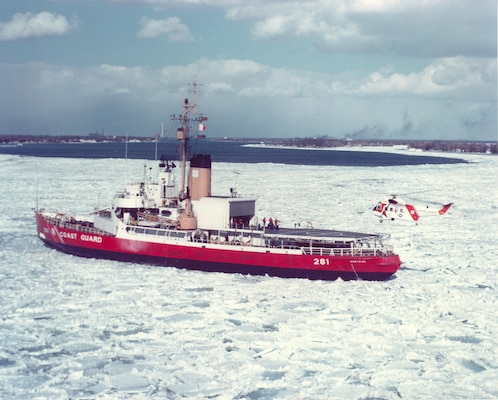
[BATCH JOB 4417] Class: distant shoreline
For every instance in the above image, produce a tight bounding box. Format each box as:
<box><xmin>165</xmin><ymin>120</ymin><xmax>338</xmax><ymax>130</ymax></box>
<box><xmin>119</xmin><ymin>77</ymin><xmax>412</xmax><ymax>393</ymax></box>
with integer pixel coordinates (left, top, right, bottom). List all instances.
<box><xmin>0</xmin><ymin>139</ymin><xmax>470</xmax><ymax>166</ymax></box>
<box><xmin>0</xmin><ymin>134</ymin><xmax>496</xmax><ymax>155</ymax></box>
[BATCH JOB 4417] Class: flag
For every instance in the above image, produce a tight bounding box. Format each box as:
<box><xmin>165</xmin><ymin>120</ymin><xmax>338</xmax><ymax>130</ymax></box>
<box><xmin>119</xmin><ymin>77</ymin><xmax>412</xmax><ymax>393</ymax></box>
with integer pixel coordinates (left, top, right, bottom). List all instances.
<box><xmin>199</xmin><ymin>123</ymin><xmax>206</xmax><ymax>131</ymax></box>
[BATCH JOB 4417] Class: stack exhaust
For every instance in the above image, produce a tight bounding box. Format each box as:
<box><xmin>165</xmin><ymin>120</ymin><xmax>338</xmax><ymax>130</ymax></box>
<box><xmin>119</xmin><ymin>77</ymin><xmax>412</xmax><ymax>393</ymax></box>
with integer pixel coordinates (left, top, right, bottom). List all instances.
<box><xmin>188</xmin><ymin>154</ymin><xmax>211</xmax><ymax>201</ymax></box>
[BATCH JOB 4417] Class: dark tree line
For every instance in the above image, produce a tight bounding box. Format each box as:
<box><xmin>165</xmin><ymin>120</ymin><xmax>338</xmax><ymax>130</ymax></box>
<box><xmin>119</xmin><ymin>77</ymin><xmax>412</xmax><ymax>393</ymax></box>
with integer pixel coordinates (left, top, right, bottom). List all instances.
<box><xmin>270</xmin><ymin>137</ymin><xmax>498</xmax><ymax>154</ymax></box>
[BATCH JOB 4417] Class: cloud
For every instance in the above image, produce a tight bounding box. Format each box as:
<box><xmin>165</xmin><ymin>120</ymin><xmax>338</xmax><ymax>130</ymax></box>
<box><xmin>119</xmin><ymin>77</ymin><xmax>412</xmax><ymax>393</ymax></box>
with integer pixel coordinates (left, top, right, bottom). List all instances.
<box><xmin>353</xmin><ymin>57</ymin><xmax>496</xmax><ymax>101</ymax></box>
<box><xmin>0</xmin><ymin>57</ymin><xmax>495</xmax><ymax>140</ymax></box>
<box><xmin>138</xmin><ymin>17</ymin><xmax>194</xmax><ymax>42</ymax></box>
<box><xmin>343</xmin><ymin>1</ymin><xmax>496</xmax><ymax>58</ymax></box>
<box><xmin>109</xmin><ymin>0</ymin><xmax>237</xmax><ymax>7</ymax></box>
<box><xmin>108</xmin><ymin>0</ymin><xmax>496</xmax><ymax>57</ymax></box>
<box><xmin>0</xmin><ymin>12</ymin><xmax>77</xmax><ymax>41</ymax></box>
<box><xmin>225</xmin><ymin>0</ymin><xmax>496</xmax><ymax>58</ymax></box>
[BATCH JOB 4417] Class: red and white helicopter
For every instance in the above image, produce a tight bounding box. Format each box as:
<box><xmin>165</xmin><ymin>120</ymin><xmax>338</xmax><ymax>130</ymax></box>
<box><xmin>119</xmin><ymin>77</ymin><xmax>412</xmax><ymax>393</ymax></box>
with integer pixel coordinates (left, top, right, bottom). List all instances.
<box><xmin>373</xmin><ymin>195</ymin><xmax>453</xmax><ymax>223</ymax></box>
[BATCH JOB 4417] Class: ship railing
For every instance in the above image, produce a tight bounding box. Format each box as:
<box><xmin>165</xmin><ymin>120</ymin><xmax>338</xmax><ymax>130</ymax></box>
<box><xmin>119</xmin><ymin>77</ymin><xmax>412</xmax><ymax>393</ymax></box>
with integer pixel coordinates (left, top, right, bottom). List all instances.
<box><xmin>43</xmin><ymin>215</ymin><xmax>112</xmax><ymax>236</ymax></box>
<box><xmin>301</xmin><ymin>246</ymin><xmax>394</xmax><ymax>257</ymax></box>
<box><xmin>126</xmin><ymin>227</ymin><xmax>191</xmax><ymax>241</ymax></box>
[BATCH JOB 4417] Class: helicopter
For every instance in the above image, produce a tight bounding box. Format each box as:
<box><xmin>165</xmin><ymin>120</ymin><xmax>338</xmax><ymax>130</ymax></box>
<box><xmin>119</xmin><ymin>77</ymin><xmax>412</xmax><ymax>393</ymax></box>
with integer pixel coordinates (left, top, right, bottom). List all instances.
<box><xmin>373</xmin><ymin>195</ymin><xmax>453</xmax><ymax>223</ymax></box>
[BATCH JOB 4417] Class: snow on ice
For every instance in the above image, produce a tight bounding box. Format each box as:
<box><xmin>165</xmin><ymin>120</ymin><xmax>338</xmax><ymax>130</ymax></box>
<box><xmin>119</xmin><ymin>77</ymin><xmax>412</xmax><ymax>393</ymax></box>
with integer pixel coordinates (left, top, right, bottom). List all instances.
<box><xmin>0</xmin><ymin>149</ymin><xmax>497</xmax><ymax>399</ymax></box>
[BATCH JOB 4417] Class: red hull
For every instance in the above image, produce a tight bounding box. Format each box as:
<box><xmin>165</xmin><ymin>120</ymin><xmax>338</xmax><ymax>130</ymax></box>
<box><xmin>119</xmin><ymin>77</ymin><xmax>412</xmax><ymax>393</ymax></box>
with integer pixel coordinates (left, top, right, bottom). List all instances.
<box><xmin>36</xmin><ymin>212</ymin><xmax>401</xmax><ymax>281</ymax></box>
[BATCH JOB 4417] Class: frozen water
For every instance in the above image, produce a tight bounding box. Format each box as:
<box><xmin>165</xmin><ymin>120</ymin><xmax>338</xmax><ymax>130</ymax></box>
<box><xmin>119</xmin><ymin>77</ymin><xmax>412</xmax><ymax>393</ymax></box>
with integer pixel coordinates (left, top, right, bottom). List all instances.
<box><xmin>0</xmin><ymin>149</ymin><xmax>497</xmax><ymax>399</ymax></box>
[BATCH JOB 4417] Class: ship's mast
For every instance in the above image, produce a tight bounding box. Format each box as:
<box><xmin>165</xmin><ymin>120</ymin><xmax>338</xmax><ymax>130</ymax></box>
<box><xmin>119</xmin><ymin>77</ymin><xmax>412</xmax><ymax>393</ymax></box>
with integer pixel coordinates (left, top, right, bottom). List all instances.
<box><xmin>171</xmin><ymin>80</ymin><xmax>208</xmax><ymax>201</ymax></box>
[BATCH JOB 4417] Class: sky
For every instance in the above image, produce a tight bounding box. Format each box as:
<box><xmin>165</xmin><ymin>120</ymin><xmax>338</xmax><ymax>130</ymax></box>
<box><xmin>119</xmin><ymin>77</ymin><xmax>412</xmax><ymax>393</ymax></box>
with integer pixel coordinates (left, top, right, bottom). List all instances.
<box><xmin>0</xmin><ymin>0</ymin><xmax>496</xmax><ymax>141</ymax></box>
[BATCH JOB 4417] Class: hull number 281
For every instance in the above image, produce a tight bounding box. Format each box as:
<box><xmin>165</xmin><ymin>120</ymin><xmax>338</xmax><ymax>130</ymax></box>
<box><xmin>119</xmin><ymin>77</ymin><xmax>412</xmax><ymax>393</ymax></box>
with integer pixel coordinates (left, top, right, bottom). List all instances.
<box><xmin>313</xmin><ymin>258</ymin><xmax>330</xmax><ymax>266</ymax></box>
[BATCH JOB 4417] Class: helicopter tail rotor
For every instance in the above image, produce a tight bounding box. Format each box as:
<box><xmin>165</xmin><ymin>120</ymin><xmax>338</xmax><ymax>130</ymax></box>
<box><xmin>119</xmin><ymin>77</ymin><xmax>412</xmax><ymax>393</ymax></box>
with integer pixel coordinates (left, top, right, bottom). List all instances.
<box><xmin>438</xmin><ymin>203</ymin><xmax>453</xmax><ymax>215</ymax></box>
